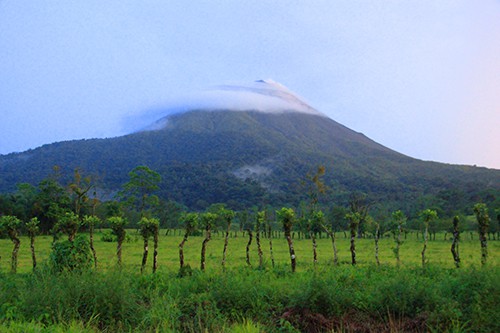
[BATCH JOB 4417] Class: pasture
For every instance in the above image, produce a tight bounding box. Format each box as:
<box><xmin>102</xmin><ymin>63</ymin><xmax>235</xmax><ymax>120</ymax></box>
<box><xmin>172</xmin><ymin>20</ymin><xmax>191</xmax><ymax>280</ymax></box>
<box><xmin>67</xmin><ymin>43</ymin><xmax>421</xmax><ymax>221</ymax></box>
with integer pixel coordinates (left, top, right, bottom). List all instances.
<box><xmin>1</xmin><ymin>229</ymin><xmax>498</xmax><ymax>273</ymax></box>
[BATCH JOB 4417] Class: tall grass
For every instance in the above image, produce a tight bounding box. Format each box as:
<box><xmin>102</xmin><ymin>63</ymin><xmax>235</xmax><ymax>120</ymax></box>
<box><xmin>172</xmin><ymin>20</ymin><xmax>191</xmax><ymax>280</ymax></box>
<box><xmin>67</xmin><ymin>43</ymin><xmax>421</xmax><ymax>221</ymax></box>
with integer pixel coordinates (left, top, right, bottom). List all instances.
<box><xmin>0</xmin><ymin>265</ymin><xmax>498</xmax><ymax>332</ymax></box>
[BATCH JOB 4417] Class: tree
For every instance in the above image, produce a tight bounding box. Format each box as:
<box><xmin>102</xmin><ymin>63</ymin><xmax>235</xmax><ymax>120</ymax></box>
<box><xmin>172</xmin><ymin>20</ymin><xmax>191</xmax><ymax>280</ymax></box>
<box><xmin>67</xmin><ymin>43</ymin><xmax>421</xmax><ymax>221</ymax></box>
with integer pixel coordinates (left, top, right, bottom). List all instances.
<box><xmin>255</xmin><ymin>211</ymin><xmax>265</xmax><ymax>268</ymax></box>
<box><xmin>277</xmin><ymin>207</ymin><xmax>296</xmax><ymax>272</ymax></box>
<box><xmin>138</xmin><ymin>217</ymin><xmax>160</xmax><ymax>273</ymax></box>
<box><xmin>219</xmin><ymin>207</ymin><xmax>235</xmax><ymax>269</ymax></box>
<box><xmin>345</xmin><ymin>212</ymin><xmax>362</xmax><ymax>265</ymax></box>
<box><xmin>348</xmin><ymin>192</ymin><xmax>371</xmax><ymax>239</ymax></box>
<box><xmin>309</xmin><ymin>210</ymin><xmax>324</xmax><ymax>266</ymax></box>
<box><xmin>392</xmin><ymin>210</ymin><xmax>407</xmax><ymax>266</ymax></box>
<box><xmin>420</xmin><ymin>209</ymin><xmax>438</xmax><ymax>268</ymax></box>
<box><xmin>451</xmin><ymin>216</ymin><xmax>460</xmax><ymax>268</ymax></box>
<box><xmin>12</xmin><ymin>183</ymin><xmax>37</xmax><ymax>222</ymax></box>
<box><xmin>108</xmin><ymin>216</ymin><xmax>128</xmax><ymax>266</ymax></box>
<box><xmin>179</xmin><ymin>212</ymin><xmax>198</xmax><ymax>269</ymax></box>
<box><xmin>473</xmin><ymin>203</ymin><xmax>490</xmax><ymax>266</ymax></box>
<box><xmin>372</xmin><ymin>219</ymin><xmax>381</xmax><ymax>266</ymax></box>
<box><xmin>265</xmin><ymin>210</ymin><xmax>275</xmax><ymax>268</ymax></box>
<box><xmin>34</xmin><ymin>174</ymin><xmax>71</xmax><ymax>234</ymax></box>
<box><xmin>121</xmin><ymin>166</ymin><xmax>161</xmax><ymax>217</ymax></box>
<box><xmin>139</xmin><ymin>217</ymin><xmax>153</xmax><ymax>274</ymax></box>
<box><xmin>240</xmin><ymin>210</ymin><xmax>254</xmax><ymax>266</ymax></box>
<box><xmin>69</xmin><ymin>169</ymin><xmax>93</xmax><ymax>219</ymax></box>
<box><xmin>323</xmin><ymin>206</ymin><xmax>346</xmax><ymax>265</ymax></box>
<box><xmin>54</xmin><ymin>211</ymin><xmax>80</xmax><ymax>242</ymax></box>
<box><xmin>151</xmin><ymin>217</ymin><xmax>159</xmax><ymax>273</ymax></box>
<box><xmin>25</xmin><ymin>217</ymin><xmax>40</xmax><ymax>270</ymax></box>
<box><xmin>200</xmin><ymin>212</ymin><xmax>217</xmax><ymax>271</ymax></box>
<box><xmin>83</xmin><ymin>215</ymin><xmax>101</xmax><ymax>268</ymax></box>
<box><xmin>0</xmin><ymin>216</ymin><xmax>22</xmax><ymax>273</ymax></box>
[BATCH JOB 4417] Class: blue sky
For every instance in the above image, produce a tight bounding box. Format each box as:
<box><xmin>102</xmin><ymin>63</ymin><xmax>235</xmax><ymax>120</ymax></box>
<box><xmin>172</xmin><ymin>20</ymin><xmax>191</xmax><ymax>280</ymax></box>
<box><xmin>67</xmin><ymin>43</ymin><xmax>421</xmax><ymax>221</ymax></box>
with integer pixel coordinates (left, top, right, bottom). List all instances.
<box><xmin>1</xmin><ymin>1</ymin><xmax>499</xmax><ymax>168</ymax></box>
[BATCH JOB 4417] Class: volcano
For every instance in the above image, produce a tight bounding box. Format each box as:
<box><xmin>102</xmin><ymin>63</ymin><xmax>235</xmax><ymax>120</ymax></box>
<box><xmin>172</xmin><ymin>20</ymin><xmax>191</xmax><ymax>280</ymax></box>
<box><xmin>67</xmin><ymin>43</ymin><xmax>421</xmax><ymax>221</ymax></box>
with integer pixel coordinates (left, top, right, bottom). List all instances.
<box><xmin>0</xmin><ymin>80</ymin><xmax>498</xmax><ymax>213</ymax></box>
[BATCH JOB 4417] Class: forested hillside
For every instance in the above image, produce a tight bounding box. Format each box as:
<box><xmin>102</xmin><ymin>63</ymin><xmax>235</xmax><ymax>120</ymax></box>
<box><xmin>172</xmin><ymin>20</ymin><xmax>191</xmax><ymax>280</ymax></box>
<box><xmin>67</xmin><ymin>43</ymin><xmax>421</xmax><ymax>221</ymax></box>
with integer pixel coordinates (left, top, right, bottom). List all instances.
<box><xmin>1</xmin><ymin>110</ymin><xmax>499</xmax><ymax>215</ymax></box>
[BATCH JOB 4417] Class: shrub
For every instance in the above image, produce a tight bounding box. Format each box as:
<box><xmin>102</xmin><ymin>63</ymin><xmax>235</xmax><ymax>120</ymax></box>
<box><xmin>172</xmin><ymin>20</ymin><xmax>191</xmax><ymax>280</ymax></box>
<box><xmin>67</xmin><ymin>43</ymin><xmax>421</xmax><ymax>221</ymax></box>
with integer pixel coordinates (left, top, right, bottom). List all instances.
<box><xmin>49</xmin><ymin>235</ymin><xmax>93</xmax><ymax>272</ymax></box>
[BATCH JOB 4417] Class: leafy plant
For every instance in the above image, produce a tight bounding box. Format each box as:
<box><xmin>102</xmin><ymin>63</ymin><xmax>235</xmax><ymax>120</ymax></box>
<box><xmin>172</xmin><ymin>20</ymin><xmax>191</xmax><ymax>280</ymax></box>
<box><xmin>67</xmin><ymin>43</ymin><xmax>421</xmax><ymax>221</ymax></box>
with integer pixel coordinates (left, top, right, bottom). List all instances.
<box><xmin>0</xmin><ymin>215</ymin><xmax>22</xmax><ymax>273</ymax></box>
<box><xmin>49</xmin><ymin>235</ymin><xmax>93</xmax><ymax>272</ymax></box>
<box><xmin>473</xmin><ymin>203</ymin><xmax>490</xmax><ymax>266</ymax></box>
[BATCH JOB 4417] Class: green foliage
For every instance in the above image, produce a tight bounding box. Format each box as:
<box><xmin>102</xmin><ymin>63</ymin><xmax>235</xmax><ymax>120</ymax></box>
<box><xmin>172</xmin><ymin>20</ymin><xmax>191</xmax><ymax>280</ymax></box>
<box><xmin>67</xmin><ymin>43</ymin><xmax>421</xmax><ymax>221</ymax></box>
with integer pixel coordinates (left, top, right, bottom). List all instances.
<box><xmin>420</xmin><ymin>209</ymin><xmax>438</xmax><ymax>226</ymax></box>
<box><xmin>179</xmin><ymin>212</ymin><xmax>199</xmax><ymax>235</ymax></box>
<box><xmin>138</xmin><ymin>217</ymin><xmax>159</xmax><ymax>240</ymax></box>
<box><xmin>24</xmin><ymin>217</ymin><xmax>40</xmax><ymax>236</ymax></box>
<box><xmin>120</xmin><ymin>165</ymin><xmax>161</xmax><ymax>215</ymax></box>
<box><xmin>0</xmin><ymin>215</ymin><xmax>22</xmax><ymax>234</ymax></box>
<box><xmin>49</xmin><ymin>235</ymin><xmax>93</xmax><ymax>272</ymax></box>
<box><xmin>82</xmin><ymin>215</ymin><xmax>100</xmax><ymax>228</ymax></box>
<box><xmin>53</xmin><ymin>211</ymin><xmax>80</xmax><ymax>241</ymax></box>
<box><xmin>277</xmin><ymin>207</ymin><xmax>295</xmax><ymax>233</ymax></box>
<box><xmin>473</xmin><ymin>203</ymin><xmax>490</xmax><ymax>228</ymax></box>
<box><xmin>0</xmin><ymin>266</ymin><xmax>499</xmax><ymax>332</ymax></box>
<box><xmin>200</xmin><ymin>212</ymin><xmax>218</xmax><ymax>230</ymax></box>
<box><xmin>107</xmin><ymin>216</ymin><xmax>127</xmax><ymax>240</ymax></box>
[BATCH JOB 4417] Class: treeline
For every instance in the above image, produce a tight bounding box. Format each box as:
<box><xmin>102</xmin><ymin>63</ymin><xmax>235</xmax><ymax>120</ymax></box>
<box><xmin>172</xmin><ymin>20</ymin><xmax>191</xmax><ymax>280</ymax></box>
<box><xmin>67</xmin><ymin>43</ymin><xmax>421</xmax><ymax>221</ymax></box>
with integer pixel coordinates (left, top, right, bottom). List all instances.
<box><xmin>1</xmin><ymin>165</ymin><xmax>498</xmax><ymax>274</ymax></box>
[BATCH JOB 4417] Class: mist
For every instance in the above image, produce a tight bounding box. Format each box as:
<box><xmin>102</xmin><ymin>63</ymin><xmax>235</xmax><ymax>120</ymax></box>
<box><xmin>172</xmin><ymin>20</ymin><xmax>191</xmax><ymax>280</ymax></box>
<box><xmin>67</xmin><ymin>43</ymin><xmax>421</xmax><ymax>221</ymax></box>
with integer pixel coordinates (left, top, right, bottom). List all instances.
<box><xmin>124</xmin><ymin>80</ymin><xmax>325</xmax><ymax>133</ymax></box>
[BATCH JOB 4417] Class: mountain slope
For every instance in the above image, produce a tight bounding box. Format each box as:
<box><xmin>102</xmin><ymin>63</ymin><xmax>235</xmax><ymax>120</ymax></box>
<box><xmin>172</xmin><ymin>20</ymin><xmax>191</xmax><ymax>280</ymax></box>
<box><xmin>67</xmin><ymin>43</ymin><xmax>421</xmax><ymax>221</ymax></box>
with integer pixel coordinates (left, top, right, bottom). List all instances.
<box><xmin>1</xmin><ymin>109</ymin><xmax>498</xmax><ymax>214</ymax></box>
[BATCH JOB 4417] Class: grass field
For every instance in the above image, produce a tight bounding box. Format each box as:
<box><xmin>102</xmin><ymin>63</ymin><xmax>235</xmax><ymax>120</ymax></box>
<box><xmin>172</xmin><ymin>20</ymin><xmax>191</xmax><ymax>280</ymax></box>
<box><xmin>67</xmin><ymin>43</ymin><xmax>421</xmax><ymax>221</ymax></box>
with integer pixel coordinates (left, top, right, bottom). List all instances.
<box><xmin>1</xmin><ymin>229</ymin><xmax>498</xmax><ymax>273</ymax></box>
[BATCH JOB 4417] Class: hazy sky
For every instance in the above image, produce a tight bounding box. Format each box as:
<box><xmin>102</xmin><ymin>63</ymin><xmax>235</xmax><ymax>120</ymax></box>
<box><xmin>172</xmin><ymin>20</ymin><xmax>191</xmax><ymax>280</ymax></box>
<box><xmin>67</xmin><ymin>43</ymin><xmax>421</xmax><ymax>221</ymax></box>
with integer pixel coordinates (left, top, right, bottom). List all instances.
<box><xmin>1</xmin><ymin>1</ymin><xmax>499</xmax><ymax>169</ymax></box>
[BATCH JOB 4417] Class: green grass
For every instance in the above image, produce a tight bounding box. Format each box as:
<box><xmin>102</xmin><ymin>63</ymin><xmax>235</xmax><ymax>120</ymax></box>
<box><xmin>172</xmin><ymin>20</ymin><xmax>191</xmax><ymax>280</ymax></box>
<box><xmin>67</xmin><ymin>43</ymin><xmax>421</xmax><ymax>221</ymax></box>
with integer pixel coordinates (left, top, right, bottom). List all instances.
<box><xmin>0</xmin><ymin>230</ymin><xmax>498</xmax><ymax>273</ymax></box>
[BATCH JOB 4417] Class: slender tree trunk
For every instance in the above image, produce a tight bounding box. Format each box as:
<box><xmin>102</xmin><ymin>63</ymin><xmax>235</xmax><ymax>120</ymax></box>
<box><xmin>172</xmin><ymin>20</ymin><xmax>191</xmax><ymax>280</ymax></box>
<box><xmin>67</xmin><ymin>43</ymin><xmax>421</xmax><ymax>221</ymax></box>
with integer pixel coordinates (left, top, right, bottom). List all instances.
<box><xmin>268</xmin><ymin>227</ymin><xmax>275</xmax><ymax>268</ymax></box>
<box><xmin>323</xmin><ymin>225</ymin><xmax>338</xmax><ymax>266</ymax></box>
<box><xmin>222</xmin><ymin>224</ymin><xmax>231</xmax><ymax>269</ymax></box>
<box><xmin>200</xmin><ymin>226</ymin><xmax>211</xmax><ymax>271</ymax></box>
<box><xmin>285</xmin><ymin>230</ymin><xmax>296</xmax><ymax>272</ymax></box>
<box><xmin>152</xmin><ymin>228</ymin><xmax>158</xmax><ymax>273</ymax></box>
<box><xmin>11</xmin><ymin>237</ymin><xmax>20</xmax><ymax>273</ymax></box>
<box><xmin>350</xmin><ymin>225</ymin><xmax>357</xmax><ymax>265</ymax></box>
<box><xmin>141</xmin><ymin>238</ymin><xmax>149</xmax><ymax>274</ymax></box>
<box><xmin>89</xmin><ymin>224</ymin><xmax>97</xmax><ymax>269</ymax></box>
<box><xmin>256</xmin><ymin>230</ymin><xmax>263</xmax><ymax>268</ymax></box>
<box><xmin>117</xmin><ymin>235</ymin><xmax>124</xmax><ymax>267</ymax></box>
<box><xmin>479</xmin><ymin>226</ymin><xmax>488</xmax><ymax>266</ymax></box>
<box><xmin>311</xmin><ymin>232</ymin><xmax>318</xmax><ymax>267</ymax></box>
<box><xmin>421</xmin><ymin>225</ymin><xmax>428</xmax><ymax>268</ymax></box>
<box><xmin>179</xmin><ymin>232</ymin><xmax>188</xmax><ymax>269</ymax></box>
<box><xmin>396</xmin><ymin>223</ymin><xmax>402</xmax><ymax>266</ymax></box>
<box><xmin>330</xmin><ymin>231</ymin><xmax>339</xmax><ymax>265</ymax></box>
<box><xmin>451</xmin><ymin>224</ymin><xmax>460</xmax><ymax>268</ymax></box>
<box><xmin>30</xmin><ymin>234</ymin><xmax>37</xmax><ymax>270</ymax></box>
<box><xmin>246</xmin><ymin>230</ymin><xmax>253</xmax><ymax>266</ymax></box>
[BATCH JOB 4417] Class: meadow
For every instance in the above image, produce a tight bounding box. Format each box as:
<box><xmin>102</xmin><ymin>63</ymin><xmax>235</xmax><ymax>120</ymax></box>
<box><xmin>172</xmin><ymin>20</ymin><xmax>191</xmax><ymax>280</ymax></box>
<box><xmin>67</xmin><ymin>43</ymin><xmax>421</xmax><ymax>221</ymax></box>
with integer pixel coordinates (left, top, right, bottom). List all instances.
<box><xmin>1</xmin><ymin>229</ymin><xmax>499</xmax><ymax>272</ymax></box>
<box><xmin>0</xmin><ymin>230</ymin><xmax>499</xmax><ymax>332</ymax></box>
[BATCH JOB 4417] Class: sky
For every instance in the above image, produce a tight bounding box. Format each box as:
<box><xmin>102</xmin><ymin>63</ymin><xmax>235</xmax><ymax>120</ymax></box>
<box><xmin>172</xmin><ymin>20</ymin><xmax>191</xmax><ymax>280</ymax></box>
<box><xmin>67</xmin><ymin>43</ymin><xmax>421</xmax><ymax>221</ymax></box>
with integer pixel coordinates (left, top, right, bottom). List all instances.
<box><xmin>0</xmin><ymin>0</ymin><xmax>499</xmax><ymax>169</ymax></box>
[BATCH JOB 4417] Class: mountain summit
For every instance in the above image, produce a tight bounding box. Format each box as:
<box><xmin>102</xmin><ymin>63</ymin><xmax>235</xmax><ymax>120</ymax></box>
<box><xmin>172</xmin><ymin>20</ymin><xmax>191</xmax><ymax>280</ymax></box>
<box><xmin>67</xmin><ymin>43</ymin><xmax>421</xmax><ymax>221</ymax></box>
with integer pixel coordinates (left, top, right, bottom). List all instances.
<box><xmin>140</xmin><ymin>80</ymin><xmax>325</xmax><ymax>131</ymax></box>
<box><xmin>0</xmin><ymin>80</ymin><xmax>498</xmax><ymax>213</ymax></box>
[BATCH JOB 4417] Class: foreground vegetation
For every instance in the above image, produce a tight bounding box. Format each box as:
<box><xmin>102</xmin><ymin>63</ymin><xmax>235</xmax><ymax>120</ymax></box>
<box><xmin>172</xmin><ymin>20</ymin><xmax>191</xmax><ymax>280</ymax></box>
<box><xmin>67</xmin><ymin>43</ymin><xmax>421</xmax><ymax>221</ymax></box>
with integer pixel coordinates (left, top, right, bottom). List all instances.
<box><xmin>1</xmin><ymin>232</ymin><xmax>499</xmax><ymax>332</ymax></box>
<box><xmin>0</xmin><ymin>265</ymin><xmax>498</xmax><ymax>333</ymax></box>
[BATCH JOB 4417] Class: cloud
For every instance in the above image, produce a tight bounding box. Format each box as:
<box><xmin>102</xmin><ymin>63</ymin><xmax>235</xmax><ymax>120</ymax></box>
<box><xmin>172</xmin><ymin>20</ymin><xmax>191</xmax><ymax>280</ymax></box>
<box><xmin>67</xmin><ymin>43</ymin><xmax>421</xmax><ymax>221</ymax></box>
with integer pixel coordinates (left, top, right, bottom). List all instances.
<box><xmin>125</xmin><ymin>80</ymin><xmax>326</xmax><ymax>133</ymax></box>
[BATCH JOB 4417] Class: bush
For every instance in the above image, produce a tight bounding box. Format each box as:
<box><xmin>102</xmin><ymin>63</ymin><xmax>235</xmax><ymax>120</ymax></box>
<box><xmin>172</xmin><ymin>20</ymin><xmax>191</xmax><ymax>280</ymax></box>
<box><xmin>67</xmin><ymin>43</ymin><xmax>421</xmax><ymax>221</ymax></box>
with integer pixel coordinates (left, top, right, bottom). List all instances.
<box><xmin>49</xmin><ymin>235</ymin><xmax>93</xmax><ymax>272</ymax></box>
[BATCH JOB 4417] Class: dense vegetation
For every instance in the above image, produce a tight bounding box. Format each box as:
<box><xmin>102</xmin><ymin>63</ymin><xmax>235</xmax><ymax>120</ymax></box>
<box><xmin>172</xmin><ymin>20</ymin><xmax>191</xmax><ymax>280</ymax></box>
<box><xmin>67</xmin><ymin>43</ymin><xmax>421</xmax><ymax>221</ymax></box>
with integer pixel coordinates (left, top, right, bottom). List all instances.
<box><xmin>0</xmin><ymin>265</ymin><xmax>498</xmax><ymax>332</ymax></box>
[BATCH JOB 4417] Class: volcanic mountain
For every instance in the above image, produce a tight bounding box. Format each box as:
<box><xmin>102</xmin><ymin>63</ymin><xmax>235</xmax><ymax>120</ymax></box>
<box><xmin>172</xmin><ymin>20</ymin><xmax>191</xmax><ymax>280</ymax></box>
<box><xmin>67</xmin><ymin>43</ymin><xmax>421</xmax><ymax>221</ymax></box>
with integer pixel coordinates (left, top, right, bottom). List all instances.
<box><xmin>0</xmin><ymin>80</ymin><xmax>498</xmax><ymax>214</ymax></box>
